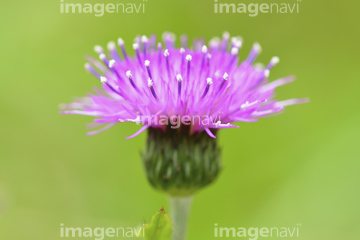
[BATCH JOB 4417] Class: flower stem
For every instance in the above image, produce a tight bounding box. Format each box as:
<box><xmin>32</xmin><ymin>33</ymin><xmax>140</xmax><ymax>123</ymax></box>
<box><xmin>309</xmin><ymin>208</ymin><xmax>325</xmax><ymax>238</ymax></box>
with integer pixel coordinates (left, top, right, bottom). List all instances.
<box><xmin>168</xmin><ymin>195</ymin><xmax>194</xmax><ymax>240</ymax></box>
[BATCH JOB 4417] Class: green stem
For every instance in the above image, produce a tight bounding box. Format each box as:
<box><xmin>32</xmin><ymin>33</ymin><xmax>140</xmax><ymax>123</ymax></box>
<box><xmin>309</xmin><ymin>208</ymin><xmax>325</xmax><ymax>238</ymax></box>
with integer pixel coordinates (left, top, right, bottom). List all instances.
<box><xmin>168</xmin><ymin>195</ymin><xmax>194</xmax><ymax>240</ymax></box>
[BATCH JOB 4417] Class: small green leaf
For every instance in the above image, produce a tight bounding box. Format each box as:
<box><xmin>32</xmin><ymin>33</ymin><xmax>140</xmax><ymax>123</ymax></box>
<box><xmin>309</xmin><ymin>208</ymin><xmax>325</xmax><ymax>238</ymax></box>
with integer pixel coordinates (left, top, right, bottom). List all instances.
<box><xmin>144</xmin><ymin>207</ymin><xmax>172</xmax><ymax>240</ymax></box>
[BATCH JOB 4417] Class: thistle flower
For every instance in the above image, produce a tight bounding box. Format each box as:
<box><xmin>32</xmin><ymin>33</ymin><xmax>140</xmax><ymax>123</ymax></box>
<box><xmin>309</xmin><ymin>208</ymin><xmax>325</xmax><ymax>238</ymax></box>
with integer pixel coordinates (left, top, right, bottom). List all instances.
<box><xmin>60</xmin><ymin>32</ymin><xmax>307</xmax><ymax>196</ymax></box>
<box><xmin>60</xmin><ymin>32</ymin><xmax>307</xmax><ymax>139</ymax></box>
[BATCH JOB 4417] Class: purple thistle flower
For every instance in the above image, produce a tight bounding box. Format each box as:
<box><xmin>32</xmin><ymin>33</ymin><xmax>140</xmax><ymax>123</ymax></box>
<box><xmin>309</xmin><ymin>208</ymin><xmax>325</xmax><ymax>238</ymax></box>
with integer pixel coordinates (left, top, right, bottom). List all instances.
<box><xmin>60</xmin><ymin>32</ymin><xmax>308</xmax><ymax>139</ymax></box>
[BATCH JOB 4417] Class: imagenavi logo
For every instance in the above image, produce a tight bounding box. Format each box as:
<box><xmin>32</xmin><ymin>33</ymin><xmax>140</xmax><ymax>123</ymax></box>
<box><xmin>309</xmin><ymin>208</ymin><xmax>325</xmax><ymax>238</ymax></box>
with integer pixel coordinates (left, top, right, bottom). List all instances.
<box><xmin>214</xmin><ymin>0</ymin><xmax>301</xmax><ymax>17</ymax></box>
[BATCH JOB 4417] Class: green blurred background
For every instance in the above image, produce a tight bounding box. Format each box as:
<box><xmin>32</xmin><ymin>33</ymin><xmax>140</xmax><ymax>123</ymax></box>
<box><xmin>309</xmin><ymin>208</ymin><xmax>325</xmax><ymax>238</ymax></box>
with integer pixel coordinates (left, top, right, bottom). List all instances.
<box><xmin>1</xmin><ymin>0</ymin><xmax>359</xmax><ymax>239</ymax></box>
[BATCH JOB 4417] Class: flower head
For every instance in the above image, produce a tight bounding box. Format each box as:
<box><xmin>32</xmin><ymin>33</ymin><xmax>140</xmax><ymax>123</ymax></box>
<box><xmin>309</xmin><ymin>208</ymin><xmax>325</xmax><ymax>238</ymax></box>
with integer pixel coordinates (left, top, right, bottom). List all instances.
<box><xmin>60</xmin><ymin>32</ymin><xmax>308</xmax><ymax>139</ymax></box>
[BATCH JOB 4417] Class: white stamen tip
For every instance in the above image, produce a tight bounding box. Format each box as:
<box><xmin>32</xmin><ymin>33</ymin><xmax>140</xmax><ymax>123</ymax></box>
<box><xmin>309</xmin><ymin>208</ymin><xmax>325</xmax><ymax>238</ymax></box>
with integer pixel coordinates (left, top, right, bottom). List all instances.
<box><xmin>216</xmin><ymin>121</ymin><xmax>221</xmax><ymax>127</ymax></box>
<box><xmin>99</xmin><ymin>54</ymin><xmax>106</xmax><ymax>61</ymax></box>
<box><xmin>144</xmin><ymin>60</ymin><xmax>150</xmax><ymax>66</ymax></box>
<box><xmin>162</xmin><ymin>32</ymin><xmax>176</xmax><ymax>41</ymax></box>
<box><xmin>157</xmin><ymin>42</ymin><xmax>162</xmax><ymax>48</ymax></box>
<box><xmin>94</xmin><ymin>45</ymin><xmax>103</xmax><ymax>54</ymax></box>
<box><xmin>147</xmin><ymin>79</ymin><xmax>153</xmax><ymax>87</ymax></box>
<box><xmin>176</xmin><ymin>74</ymin><xmax>183</xmax><ymax>82</ymax></box>
<box><xmin>209</xmin><ymin>37</ymin><xmax>220</xmax><ymax>47</ymax></box>
<box><xmin>132</xmin><ymin>43</ymin><xmax>139</xmax><ymax>50</ymax></box>
<box><xmin>126</xmin><ymin>70</ymin><xmax>132</xmax><ymax>78</ymax></box>
<box><xmin>253</xmin><ymin>42</ymin><xmax>262</xmax><ymax>52</ymax></box>
<box><xmin>117</xmin><ymin>38</ymin><xmax>124</xmax><ymax>46</ymax></box>
<box><xmin>84</xmin><ymin>63</ymin><xmax>91</xmax><ymax>69</ymax></box>
<box><xmin>180</xmin><ymin>48</ymin><xmax>185</xmax><ymax>53</ymax></box>
<box><xmin>264</xmin><ymin>70</ymin><xmax>270</xmax><ymax>78</ymax></box>
<box><xmin>164</xmin><ymin>49</ymin><xmax>169</xmax><ymax>57</ymax></box>
<box><xmin>186</xmin><ymin>55</ymin><xmax>192</xmax><ymax>61</ymax></box>
<box><xmin>109</xmin><ymin>59</ymin><xmax>116</xmax><ymax>68</ymax></box>
<box><xmin>207</xmin><ymin>78</ymin><xmax>213</xmax><ymax>85</ymax></box>
<box><xmin>254</xmin><ymin>63</ymin><xmax>265</xmax><ymax>71</ymax></box>
<box><xmin>107</xmin><ymin>41</ymin><xmax>116</xmax><ymax>50</ymax></box>
<box><xmin>214</xmin><ymin>70</ymin><xmax>221</xmax><ymax>78</ymax></box>
<box><xmin>202</xmin><ymin>45</ymin><xmax>208</xmax><ymax>53</ymax></box>
<box><xmin>100</xmin><ymin>76</ymin><xmax>107</xmax><ymax>84</ymax></box>
<box><xmin>207</xmin><ymin>53</ymin><xmax>212</xmax><ymax>59</ymax></box>
<box><xmin>241</xmin><ymin>100</ymin><xmax>259</xmax><ymax>109</ymax></box>
<box><xmin>223</xmin><ymin>72</ymin><xmax>228</xmax><ymax>80</ymax></box>
<box><xmin>232</xmin><ymin>37</ymin><xmax>243</xmax><ymax>48</ymax></box>
<box><xmin>231</xmin><ymin>47</ymin><xmax>239</xmax><ymax>55</ymax></box>
<box><xmin>223</xmin><ymin>31</ymin><xmax>230</xmax><ymax>39</ymax></box>
<box><xmin>271</xmin><ymin>56</ymin><xmax>280</xmax><ymax>65</ymax></box>
<box><xmin>241</xmin><ymin>101</ymin><xmax>249</xmax><ymax>109</ymax></box>
<box><xmin>141</xmin><ymin>35</ymin><xmax>148</xmax><ymax>43</ymax></box>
